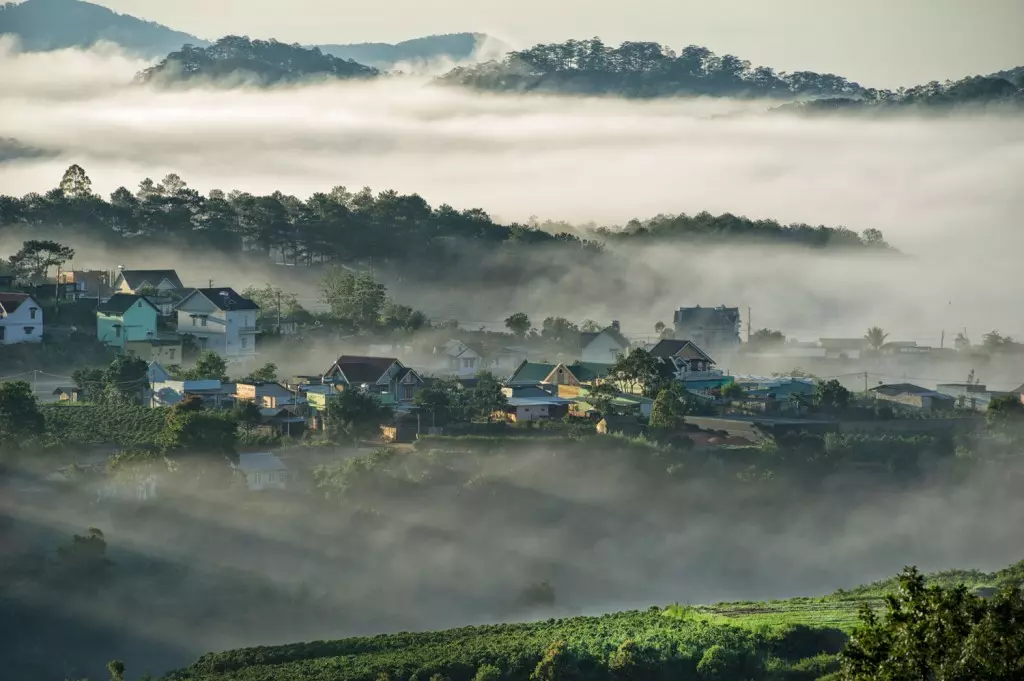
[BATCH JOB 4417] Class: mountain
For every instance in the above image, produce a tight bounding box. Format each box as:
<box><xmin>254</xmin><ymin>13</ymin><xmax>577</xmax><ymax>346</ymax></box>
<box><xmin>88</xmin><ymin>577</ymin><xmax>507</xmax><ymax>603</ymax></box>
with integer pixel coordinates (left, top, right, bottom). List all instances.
<box><xmin>136</xmin><ymin>35</ymin><xmax>379</xmax><ymax>86</ymax></box>
<box><xmin>0</xmin><ymin>0</ymin><xmax>207</xmax><ymax>57</ymax></box>
<box><xmin>316</xmin><ymin>32</ymin><xmax>509</xmax><ymax>70</ymax></box>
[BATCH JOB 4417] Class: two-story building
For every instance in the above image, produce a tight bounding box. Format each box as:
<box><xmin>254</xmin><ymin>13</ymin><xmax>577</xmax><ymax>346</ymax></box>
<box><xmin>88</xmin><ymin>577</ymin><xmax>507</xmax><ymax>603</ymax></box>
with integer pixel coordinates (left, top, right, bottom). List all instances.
<box><xmin>96</xmin><ymin>293</ymin><xmax>159</xmax><ymax>347</ymax></box>
<box><xmin>673</xmin><ymin>305</ymin><xmax>741</xmax><ymax>355</ymax></box>
<box><xmin>323</xmin><ymin>355</ymin><xmax>423</xmax><ymax>404</ymax></box>
<box><xmin>0</xmin><ymin>292</ymin><xmax>43</xmax><ymax>344</ymax></box>
<box><xmin>174</xmin><ymin>288</ymin><xmax>259</xmax><ymax>360</ymax></box>
<box><xmin>649</xmin><ymin>339</ymin><xmax>730</xmax><ymax>392</ymax></box>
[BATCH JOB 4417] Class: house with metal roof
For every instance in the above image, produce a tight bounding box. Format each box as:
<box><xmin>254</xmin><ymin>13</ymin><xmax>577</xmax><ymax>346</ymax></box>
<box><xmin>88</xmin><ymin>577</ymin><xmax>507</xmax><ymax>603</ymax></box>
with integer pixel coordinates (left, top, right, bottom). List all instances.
<box><xmin>870</xmin><ymin>383</ymin><xmax>956</xmax><ymax>412</ymax></box>
<box><xmin>235</xmin><ymin>452</ymin><xmax>293</xmax><ymax>491</ymax></box>
<box><xmin>505</xmin><ymin>361</ymin><xmax>613</xmax><ymax>388</ymax></box>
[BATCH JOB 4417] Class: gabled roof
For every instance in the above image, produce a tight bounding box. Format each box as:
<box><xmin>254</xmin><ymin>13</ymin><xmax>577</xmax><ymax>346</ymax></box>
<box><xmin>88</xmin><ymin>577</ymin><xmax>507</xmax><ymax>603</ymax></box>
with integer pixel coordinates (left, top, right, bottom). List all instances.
<box><xmin>565</xmin><ymin>362</ymin><xmax>614</xmax><ymax>383</ymax></box>
<box><xmin>117</xmin><ymin>269</ymin><xmax>184</xmax><ymax>290</ymax></box>
<box><xmin>96</xmin><ymin>293</ymin><xmax>158</xmax><ymax>315</ymax></box>
<box><xmin>326</xmin><ymin>355</ymin><xmax>400</xmax><ymax>384</ymax></box>
<box><xmin>580</xmin><ymin>327</ymin><xmax>630</xmax><ymax>351</ymax></box>
<box><xmin>178</xmin><ymin>287</ymin><xmax>259</xmax><ymax>312</ymax></box>
<box><xmin>0</xmin><ymin>292</ymin><xmax>32</xmax><ymax>314</ymax></box>
<box><xmin>649</xmin><ymin>339</ymin><xmax>715</xmax><ymax>363</ymax></box>
<box><xmin>237</xmin><ymin>452</ymin><xmax>288</xmax><ymax>472</ymax></box>
<box><xmin>507</xmin><ymin>361</ymin><xmax>557</xmax><ymax>385</ymax></box>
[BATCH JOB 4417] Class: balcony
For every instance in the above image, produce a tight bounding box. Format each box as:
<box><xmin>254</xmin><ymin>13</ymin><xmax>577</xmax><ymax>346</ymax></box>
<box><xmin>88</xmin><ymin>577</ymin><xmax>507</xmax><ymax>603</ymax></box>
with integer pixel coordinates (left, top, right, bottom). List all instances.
<box><xmin>237</xmin><ymin>326</ymin><xmax>257</xmax><ymax>333</ymax></box>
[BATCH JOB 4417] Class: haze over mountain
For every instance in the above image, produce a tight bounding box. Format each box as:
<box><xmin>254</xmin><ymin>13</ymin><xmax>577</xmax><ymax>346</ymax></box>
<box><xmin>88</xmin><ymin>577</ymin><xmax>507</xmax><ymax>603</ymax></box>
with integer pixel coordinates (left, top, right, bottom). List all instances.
<box><xmin>0</xmin><ymin>0</ymin><xmax>205</xmax><ymax>57</ymax></box>
<box><xmin>0</xmin><ymin>0</ymin><xmax>506</xmax><ymax>69</ymax></box>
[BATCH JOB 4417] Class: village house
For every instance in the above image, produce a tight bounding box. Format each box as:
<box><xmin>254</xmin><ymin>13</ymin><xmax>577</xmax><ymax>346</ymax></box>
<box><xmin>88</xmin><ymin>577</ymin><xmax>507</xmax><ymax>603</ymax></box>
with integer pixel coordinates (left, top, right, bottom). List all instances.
<box><xmin>673</xmin><ymin>305</ymin><xmax>741</xmax><ymax>354</ymax></box>
<box><xmin>440</xmin><ymin>339</ymin><xmax>484</xmax><ymax>377</ymax></box>
<box><xmin>323</xmin><ymin>355</ymin><xmax>423</xmax><ymax>403</ymax></box>
<box><xmin>506</xmin><ymin>361</ymin><xmax>613</xmax><ymax>389</ymax></box>
<box><xmin>148</xmin><ymin>362</ymin><xmax>236</xmax><ymax>408</ymax></box>
<box><xmin>0</xmin><ymin>292</ymin><xmax>43</xmax><ymax>344</ymax></box>
<box><xmin>819</xmin><ymin>338</ymin><xmax>870</xmax><ymax>360</ymax></box>
<box><xmin>52</xmin><ymin>386</ymin><xmax>83</xmax><ymax>402</ymax></box>
<box><xmin>112</xmin><ymin>268</ymin><xmax>184</xmax><ymax>295</ymax></box>
<box><xmin>58</xmin><ymin>270</ymin><xmax>112</xmax><ymax>301</ymax></box>
<box><xmin>935</xmin><ymin>383</ymin><xmax>1009</xmax><ymax>411</ymax></box>
<box><xmin>579</xmin><ymin>322</ymin><xmax>630</xmax><ymax>364</ymax></box>
<box><xmin>235</xmin><ymin>452</ymin><xmax>292</xmax><ymax>491</ymax></box>
<box><xmin>870</xmin><ymin>383</ymin><xmax>956</xmax><ymax>412</ymax></box>
<box><xmin>96</xmin><ymin>293</ymin><xmax>159</xmax><ymax>347</ymax></box>
<box><xmin>234</xmin><ymin>381</ymin><xmax>308</xmax><ymax>434</ymax></box>
<box><xmin>175</xmin><ymin>287</ymin><xmax>259</xmax><ymax>360</ymax></box>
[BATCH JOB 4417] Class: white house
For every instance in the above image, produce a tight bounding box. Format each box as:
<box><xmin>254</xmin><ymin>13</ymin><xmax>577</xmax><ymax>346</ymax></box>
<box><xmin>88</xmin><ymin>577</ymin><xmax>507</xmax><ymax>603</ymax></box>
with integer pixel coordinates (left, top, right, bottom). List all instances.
<box><xmin>175</xmin><ymin>287</ymin><xmax>259</xmax><ymax>360</ymax></box>
<box><xmin>0</xmin><ymin>292</ymin><xmax>43</xmax><ymax>344</ymax></box>
<box><xmin>441</xmin><ymin>339</ymin><xmax>484</xmax><ymax>376</ymax></box>
<box><xmin>579</xmin><ymin>323</ymin><xmax>630</xmax><ymax>364</ymax></box>
<box><xmin>236</xmin><ymin>452</ymin><xmax>291</xmax><ymax>491</ymax></box>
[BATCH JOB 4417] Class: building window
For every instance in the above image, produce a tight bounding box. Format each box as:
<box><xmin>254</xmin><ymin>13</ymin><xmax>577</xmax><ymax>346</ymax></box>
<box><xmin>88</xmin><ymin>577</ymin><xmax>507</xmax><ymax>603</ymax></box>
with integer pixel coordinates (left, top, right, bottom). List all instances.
<box><xmin>24</xmin><ymin>326</ymin><xmax>34</xmax><ymax>335</ymax></box>
<box><xmin>168</xmin><ymin>348</ymin><xmax>176</xmax><ymax>360</ymax></box>
<box><xmin>241</xmin><ymin>337</ymin><xmax>248</xmax><ymax>349</ymax></box>
<box><xmin>192</xmin><ymin>316</ymin><xmax>197</xmax><ymax>326</ymax></box>
<box><xmin>0</xmin><ymin>327</ymin><xmax>5</xmax><ymax>340</ymax></box>
<box><xmin>115</xmin><ymin>325</ymin><xmax>121</xmax><ymax>338</ymax></box>
<box><xmin>201</xmin><ymin>317</ymin><xmax>207</xmax><ymax>327</ymax></box>
<box><xmin>29</xmin><ymin>307</ymin><xmax>37</xmax><ymax>320</ymax></box>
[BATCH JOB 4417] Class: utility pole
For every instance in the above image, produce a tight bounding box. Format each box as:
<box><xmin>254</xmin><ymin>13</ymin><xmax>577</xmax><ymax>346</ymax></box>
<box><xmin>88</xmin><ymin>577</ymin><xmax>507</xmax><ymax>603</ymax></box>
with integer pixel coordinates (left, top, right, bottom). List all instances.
<box><xmin>33</xmin><ymin>369</ymin><xmax>38</xmax><ymax>395</ymax></box>
<box><xmin>208</xmin><ymin>279</ymin><xmax>214</xmax><ymax>288</ymax></box>
<box><xmin>940</xmin><ymin>330</ymin><xmax>945</xmax><ymax>349</ymax></box>
<box><xmin>863</xmin><ymin>371</ymin><xmax>868</xmax><ymax>392</ymax></box>
<box><xmin>746</xmin><ymin>307</ymin><xmax>751</xmax><ymax>343</ymax></box>
<box><xmin>276</xmin><ymin>291</ymin><xmax>282</xmax><ymax>333</ymax></box>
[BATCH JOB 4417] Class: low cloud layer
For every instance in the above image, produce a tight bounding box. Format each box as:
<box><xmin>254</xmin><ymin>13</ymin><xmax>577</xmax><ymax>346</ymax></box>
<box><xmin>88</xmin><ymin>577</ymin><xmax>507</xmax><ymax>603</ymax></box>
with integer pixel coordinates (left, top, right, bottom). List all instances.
<box><xmin>2</xmin><ymin>43</ymin><xmax>1024</xmax><ymax>347</ymax></box>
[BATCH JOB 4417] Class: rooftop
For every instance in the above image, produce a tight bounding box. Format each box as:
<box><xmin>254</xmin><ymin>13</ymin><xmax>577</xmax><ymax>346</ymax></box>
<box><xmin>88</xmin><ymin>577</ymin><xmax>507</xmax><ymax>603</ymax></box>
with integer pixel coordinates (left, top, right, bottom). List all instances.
<box><xmin>188</xmin><ymin>287</ymin><xmax>260</xmax><ymax>311</ymax></box>
<box><xmin>117</xmin><ymin>269</ymin><xmax>184</xmax><ymax>290</ymax></box>
<box><xmin>96</xmin><ymin>293</ymin><xmax>158</xmax><ymax>315</ymax></box>
<box><xmin>237</xmin><ymin>452</ymin><xmax>288</xmax><ymax>472</ymax></box>
<box><xmin>0</xmin><ymin>292</ymin><xmax>32</xmax><ymax>313</ymax></box>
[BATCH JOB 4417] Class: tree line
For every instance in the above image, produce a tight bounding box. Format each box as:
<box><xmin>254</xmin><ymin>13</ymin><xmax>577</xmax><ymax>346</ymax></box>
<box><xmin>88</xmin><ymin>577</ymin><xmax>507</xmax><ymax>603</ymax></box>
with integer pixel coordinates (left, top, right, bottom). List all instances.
<box><xmin>0</xmin><ymin>165</ymin><xmax>889</xmax><ymax>281</ymax></box>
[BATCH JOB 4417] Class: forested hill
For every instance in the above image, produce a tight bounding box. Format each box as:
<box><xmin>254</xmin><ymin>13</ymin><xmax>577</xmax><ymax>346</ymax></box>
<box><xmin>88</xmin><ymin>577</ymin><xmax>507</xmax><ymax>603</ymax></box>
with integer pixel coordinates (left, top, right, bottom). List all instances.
<box><xmin>437</xmin><ymin>38</ymin><xmax>866</xmax><ymax>99</ymax></box>
<box><xmin>438</xmin><ymin>37</ymin><xmax>1024</xmax><ymax>109</ymax></box>
<box><xmin>0</xmin><ymin>0</ymin><xmax>207</xmax><ymax>57</ymax></box>
<box><xmin>777</xmin><ymin>74</ymin><xmax>1024</xmax><ymax>114</ymax></box>
<box><xmin>316</xmin><ymin>33</ymin><xmax>508</xmax><ymax>70</ymax></box>
<box><xmin>136</xmin><ymin>36</ymin><xmax>379</xmax><ymax>85</ymax></box>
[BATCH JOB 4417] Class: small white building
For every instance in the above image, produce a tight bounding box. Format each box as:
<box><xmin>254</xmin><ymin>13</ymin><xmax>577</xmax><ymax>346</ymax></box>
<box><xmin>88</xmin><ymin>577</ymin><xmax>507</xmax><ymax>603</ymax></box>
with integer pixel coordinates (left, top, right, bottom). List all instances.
<box><xmin>236</xmin><ymin>452</ymin><xmax>291</xmax><ymax>491</ymax></box>
<box><xmin>0</xmin><ymin>292</ymin><xmax>43</xmax><ymax>344</ymax></box>
<box><xmin>175</xmin><ymin>287</ymin><xmax>259</xmax><ymax>360</ymax></box>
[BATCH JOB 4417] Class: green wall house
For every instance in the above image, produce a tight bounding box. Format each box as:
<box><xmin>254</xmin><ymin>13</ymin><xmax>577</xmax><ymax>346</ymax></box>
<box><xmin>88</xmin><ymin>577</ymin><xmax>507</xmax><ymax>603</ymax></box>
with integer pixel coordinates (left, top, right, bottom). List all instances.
<box><xmin>96</xmin><ymin>293</ymin><xmax>159</xmax><ymax>348</ymax></box>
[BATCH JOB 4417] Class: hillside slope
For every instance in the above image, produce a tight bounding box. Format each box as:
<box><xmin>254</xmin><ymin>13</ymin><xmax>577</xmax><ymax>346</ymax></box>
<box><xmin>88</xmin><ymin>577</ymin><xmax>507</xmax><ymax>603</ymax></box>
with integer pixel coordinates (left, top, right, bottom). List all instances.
<box><xmin>0</xmin><ymin>0</ymin><xmax>206</xmax><ymax>56</ymax></box>
<box><xmin>166</xmin><ymin>559</ymin><xmax>1024</xmax><ymax>681</ymax></box>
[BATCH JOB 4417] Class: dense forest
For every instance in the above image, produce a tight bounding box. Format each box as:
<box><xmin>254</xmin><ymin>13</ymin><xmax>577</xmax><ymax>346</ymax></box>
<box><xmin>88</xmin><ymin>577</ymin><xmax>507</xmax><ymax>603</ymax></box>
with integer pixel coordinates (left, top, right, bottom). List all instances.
<box><xmin>438</xmin><ymin>38</ymin><xmax>1024</xmax><ymax>109</ymax></box>
<box><xmin>136</xmin><ymin>36</ymin><xmax>380</xmax><ymax>85</ymax></box>
<box><xmin>0</xmin><ymin>165</ymin><xmax>889</xmax><ymax>279</ymax></box>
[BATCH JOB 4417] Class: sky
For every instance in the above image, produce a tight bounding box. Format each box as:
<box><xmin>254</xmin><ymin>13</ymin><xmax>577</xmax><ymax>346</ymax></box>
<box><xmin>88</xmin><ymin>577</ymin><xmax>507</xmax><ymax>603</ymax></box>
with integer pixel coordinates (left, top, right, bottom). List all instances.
<box><xmin>89</xmin><ymin>0</ymin><xmax>1024</xmax><ymax>88</ymax></box>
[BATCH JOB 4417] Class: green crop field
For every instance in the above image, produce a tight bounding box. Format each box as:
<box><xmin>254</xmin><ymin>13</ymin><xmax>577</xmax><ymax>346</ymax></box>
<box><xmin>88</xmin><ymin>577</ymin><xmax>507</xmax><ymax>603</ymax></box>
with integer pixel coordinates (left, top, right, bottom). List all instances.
<box><xmin>42</xmin><ymin>403</ymin><xmax>169</xmax><ymax>446</ymax></box>
<box><xmin>164</xmin><ymin>559</ymin><xmax>1024</xmax><ymax>681</ymax></box>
